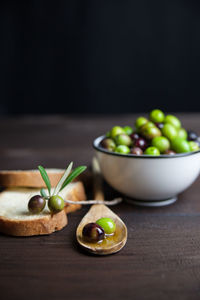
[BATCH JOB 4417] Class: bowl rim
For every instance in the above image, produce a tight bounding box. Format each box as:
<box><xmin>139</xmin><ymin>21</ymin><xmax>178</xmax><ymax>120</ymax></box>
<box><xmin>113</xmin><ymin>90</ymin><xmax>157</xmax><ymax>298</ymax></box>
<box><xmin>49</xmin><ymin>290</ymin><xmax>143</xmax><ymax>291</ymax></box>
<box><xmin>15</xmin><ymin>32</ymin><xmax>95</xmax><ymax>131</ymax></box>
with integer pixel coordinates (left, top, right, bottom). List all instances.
<box><xmin>93</xmin><ymin>135</ymin><xmax>200</xmax><ymax>159</ymax></box>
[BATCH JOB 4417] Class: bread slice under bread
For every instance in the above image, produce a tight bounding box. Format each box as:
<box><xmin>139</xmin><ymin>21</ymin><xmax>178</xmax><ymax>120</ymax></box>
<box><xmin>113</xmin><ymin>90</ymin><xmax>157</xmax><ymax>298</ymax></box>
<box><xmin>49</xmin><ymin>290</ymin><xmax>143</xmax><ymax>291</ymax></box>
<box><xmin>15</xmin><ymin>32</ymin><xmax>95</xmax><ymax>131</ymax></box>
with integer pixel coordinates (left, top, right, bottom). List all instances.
<box><xmin>0</xmin><ymin>181</ymin><xmax>86</xmax><ymax>236</ymax></box>
<box><xmin>0</xmin><ymin>169</ymin><xmax>65</xmax><ymax>188</ymax></box>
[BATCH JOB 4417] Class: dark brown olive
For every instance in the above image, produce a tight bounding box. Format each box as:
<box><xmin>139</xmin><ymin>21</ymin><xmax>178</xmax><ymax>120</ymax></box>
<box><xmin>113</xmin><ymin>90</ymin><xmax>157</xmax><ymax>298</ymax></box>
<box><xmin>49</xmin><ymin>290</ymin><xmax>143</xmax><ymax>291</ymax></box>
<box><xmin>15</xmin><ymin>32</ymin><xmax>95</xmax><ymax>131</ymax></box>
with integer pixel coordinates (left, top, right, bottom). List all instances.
<box><xmin>82</xmin><ymin>223</ymin><xmax>105</xmax><ymax>243</ymax></box>
<box><xmin>28</xmin><ymin>195</ymin><xmax>46</xmax><ymax>214</ymax></box>
<box><xmin>131</xmin><ymin>147</ymin><xmax>143</xmax><ymax>155</ymax></box>
<box><xmin>164</xmin><ymin>149</ymin><xmax>176</xmax><ymax>155</ymax></box>
<box><xmin>100</xmin><ymin>138</ymin><xmax>116</xmax><ymax>151</ymax></box>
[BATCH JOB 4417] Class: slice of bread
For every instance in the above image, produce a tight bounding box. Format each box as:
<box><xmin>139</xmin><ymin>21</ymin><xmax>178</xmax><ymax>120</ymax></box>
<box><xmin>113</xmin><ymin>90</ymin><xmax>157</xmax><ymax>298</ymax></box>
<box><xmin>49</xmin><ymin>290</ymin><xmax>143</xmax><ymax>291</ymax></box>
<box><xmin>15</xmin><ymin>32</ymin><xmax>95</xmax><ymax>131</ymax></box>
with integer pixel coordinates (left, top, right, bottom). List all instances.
<box><xmin>0</xmin><ymin>210</ymin><xmax>67</xmax><ymax>237</ymax></box>
<box><xmin>0</xmin><ymin>181</ymin><xmax>86</xmax><ymax>236</ymax></box>
<box><xmin>0</xmin><ymin>169</ymin><xmax>65</xmax><ymax>188</ymax></box>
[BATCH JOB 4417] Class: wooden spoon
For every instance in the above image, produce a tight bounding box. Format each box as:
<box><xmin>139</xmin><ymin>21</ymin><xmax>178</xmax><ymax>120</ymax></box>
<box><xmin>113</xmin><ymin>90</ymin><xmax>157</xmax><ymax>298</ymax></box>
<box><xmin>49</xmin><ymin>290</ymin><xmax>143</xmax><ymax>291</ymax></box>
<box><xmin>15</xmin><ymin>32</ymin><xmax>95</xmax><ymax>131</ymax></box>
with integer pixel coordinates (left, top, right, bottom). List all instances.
<box><xmin>76</xmin><ymin>158</ymin><xmax>127</xmax><ymax>255</ymax></box>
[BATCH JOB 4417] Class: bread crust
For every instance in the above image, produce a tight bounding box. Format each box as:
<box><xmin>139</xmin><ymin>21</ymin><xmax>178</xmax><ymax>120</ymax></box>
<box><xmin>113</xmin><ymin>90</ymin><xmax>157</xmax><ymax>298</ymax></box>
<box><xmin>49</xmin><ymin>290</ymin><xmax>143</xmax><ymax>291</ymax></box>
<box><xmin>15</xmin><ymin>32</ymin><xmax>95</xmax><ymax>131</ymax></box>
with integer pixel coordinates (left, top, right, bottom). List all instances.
<box><xmin>0</xmin><ymin>210</ymin><xmax>68</xmax><ymax>236</ymax></box>
<box><xmin>0</xmin><ymin>169</ymin><xmax>65</xmax><ymax>188</ymax></box>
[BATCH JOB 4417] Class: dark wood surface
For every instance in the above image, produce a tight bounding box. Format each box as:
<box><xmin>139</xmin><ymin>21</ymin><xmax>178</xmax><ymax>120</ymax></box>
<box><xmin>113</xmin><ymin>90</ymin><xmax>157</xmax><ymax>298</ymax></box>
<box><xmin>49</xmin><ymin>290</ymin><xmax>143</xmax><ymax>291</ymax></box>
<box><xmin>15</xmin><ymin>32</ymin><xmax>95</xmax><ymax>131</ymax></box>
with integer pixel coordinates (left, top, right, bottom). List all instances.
<box><xmin>0</xmin><ymin>114</ymin><xmax>200</xmax><ymax>300</ymax></box>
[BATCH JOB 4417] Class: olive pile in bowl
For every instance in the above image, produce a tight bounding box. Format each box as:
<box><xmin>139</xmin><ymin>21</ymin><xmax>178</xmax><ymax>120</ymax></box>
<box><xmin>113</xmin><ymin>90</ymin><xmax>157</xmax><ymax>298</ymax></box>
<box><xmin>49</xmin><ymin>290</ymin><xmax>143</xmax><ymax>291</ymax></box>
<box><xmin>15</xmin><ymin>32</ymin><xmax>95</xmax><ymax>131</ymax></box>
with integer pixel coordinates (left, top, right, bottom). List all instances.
<box><xmin>100</xmin><ymin>109</ymin><xmax>200</xmax><ymax>155</ymax></box>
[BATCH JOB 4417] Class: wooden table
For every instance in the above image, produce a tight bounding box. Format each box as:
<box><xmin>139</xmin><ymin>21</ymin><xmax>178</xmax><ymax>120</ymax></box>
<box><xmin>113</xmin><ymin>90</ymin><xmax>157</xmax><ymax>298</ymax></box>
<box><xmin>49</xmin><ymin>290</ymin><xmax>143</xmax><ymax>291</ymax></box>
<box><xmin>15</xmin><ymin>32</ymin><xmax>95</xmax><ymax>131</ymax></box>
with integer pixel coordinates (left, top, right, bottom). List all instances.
<box><xmin>0</xmin><ymin>114</ymin><xmax>200</xmax><ymax>300</ymax></box>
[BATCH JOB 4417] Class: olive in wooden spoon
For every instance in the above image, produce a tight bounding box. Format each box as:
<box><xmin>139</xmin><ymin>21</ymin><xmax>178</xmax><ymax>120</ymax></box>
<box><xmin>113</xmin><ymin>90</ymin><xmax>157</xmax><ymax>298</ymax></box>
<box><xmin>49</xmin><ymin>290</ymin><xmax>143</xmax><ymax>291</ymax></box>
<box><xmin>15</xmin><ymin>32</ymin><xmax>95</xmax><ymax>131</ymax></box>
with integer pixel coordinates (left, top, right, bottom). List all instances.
<box><xmin>76</xmin><ymin>158</ymin><xmax>127</xmax><ymax>255</ymax></box>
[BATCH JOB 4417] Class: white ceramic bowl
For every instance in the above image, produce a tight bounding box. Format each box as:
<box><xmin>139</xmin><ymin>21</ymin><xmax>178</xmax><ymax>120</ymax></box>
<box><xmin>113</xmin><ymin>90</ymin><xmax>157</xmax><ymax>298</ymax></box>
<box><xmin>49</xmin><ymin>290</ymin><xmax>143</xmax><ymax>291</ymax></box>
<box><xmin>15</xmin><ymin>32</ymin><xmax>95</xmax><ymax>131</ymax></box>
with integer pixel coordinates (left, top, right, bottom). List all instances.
<box><xmin>93</xmin><ymin>136</ymin><xmax>200</xmax><ymax>207</ymax></box>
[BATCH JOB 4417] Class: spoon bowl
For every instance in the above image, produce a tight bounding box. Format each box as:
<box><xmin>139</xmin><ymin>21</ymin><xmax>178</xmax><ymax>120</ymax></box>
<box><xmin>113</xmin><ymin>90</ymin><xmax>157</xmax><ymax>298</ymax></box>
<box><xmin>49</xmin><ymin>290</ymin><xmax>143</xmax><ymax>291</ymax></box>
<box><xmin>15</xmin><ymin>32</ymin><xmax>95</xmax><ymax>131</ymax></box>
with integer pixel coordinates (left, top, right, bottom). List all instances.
<box><xmin>76</xmin><ymin>204</ymin><xmax>127</xmax><ymax>255</ymax></box>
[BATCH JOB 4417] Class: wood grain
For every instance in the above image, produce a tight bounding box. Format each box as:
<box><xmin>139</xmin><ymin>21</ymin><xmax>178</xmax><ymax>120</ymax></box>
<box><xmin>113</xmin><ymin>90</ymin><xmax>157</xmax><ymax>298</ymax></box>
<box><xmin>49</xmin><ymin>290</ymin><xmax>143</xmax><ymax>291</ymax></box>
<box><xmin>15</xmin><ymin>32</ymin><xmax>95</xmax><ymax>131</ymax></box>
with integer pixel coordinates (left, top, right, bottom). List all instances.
<box><xmin>0</xmin><ymin>114</ymin><xmax>200</xmax><ymax>300</ymax></box>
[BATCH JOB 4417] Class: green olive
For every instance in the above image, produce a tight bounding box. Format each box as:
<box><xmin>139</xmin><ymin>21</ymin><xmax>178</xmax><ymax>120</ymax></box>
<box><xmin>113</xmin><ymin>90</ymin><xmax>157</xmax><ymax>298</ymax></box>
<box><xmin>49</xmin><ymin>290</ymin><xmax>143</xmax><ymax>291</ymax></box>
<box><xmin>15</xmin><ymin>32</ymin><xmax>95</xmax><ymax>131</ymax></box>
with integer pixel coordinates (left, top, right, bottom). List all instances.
<box><xmin>189</xmin><ymin>141</ymin><xmax>199</xmax><ymax>152</ymax></box>
<box><xmin>28</xmin><ymin>195</ymin><xmax>46</xmax><ymax>214</ymax></box>
<box><xmin>96</xmin><ymin>217</ymin><xmax>116</xmax><ymax>234</ymax></box>
<box><xmin>115</xmin><ymin>145</ymin><xmax>130</xmax><ymax>154</ymax></box>
<box><xmin>135</xmin><ymin>117</ymin><xmax>148</xmax><ymax>129</ymax></box>
<box><xmin>48</xmin><ymin>195</ymin><xmax>65</xmax><ymax>213</ymax></box>
<box><xmin>144</xmin><ymin>147</ymin><xmax>160</xmax><ymax>156</ymax></box>
<box><xmin>123</xmin><ymin>126</ymin><xmax>134</xmax><ymax>135</ymax></box>
<box><xmin>141</xmin><ymin>125</ymin><xmax>161</xmax><ymax>140</ymax></box>
<box><xmin>171</xmin><ymin>138</ymin><xmax>190</xmax><ymax>153</ymax></box>
<box><xmin>149</xmin><ymin>109</ymin><xmax>165</xmax><ymax>123</ymax></box>
<box><xmin>105</xmin><ymin>131</ymin><xmax>111</xmax><ymax>138</ymax></box>
<box><xmin>161</xmin><ymin>124</ymin><xmax>177</xmax><ymax>141</ymax></box>
<box><xmin>140</xmin><ymin>121</ymin><xmax>155</xmax><ymax>132</ymax></box>
<box><xmin>110</xmin><ymin>126</ymin><xmax>125</xmax><ymax>139</ymax></box>
<box><xmin>100</xmin><ymin>138</ymin><xmax>116</xmax><ymax>151</ymax></box>
<box><xmin>114</xmin><ymin>134</ymin><xmax>132</xmax><ymax>146</ymax></box>
<box><xmin>177</xmin><ymin>128</ymin><xmax>187</xmax><ymax>140</ymax></box>
<box><xmin>164</xmin><ymin>115</ymin><xmax>181</xmax><ymax>129</ymax></box>
<box><xmin>151</xmin><ymin>136</ymin><xmax>170</xmax><ymax>153</ymax></box>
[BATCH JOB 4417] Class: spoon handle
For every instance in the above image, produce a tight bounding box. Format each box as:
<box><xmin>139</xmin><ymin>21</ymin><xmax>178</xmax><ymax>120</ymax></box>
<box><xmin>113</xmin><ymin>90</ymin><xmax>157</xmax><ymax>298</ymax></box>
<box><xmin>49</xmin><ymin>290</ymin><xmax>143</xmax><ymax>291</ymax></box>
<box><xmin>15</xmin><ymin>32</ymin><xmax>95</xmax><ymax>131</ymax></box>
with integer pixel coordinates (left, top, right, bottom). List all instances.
<box><xmin>92</xmin><ymin>158</ymin><xmax>104</xmax><ymax>201</ymax></box>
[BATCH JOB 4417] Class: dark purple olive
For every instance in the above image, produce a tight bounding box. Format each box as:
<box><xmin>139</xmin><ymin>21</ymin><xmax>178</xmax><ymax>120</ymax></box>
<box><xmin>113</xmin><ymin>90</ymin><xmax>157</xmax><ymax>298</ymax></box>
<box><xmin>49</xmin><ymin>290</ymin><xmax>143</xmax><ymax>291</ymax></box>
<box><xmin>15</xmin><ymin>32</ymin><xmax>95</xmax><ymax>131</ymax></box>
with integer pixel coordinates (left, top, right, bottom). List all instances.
<box><xmin>82</xmin><ymin>223</ymin><xmax>105</xmax><ymax>243</ymax></box>
<box><xmin>155</xmin><ymin>122</ymin><xmax>164</xmax><ymax>130</ymax></box>
<box><xmin>187</xmin><ymin>131</ymin><xmax>198</xmax><ymax>141</ymax></box>
<box><xmin>131</xmin><ymin>147</ymin><xmax>143</xmax><ymax>155</ymax></box>
<box><xmin>164</xmin><ymin>149</ymin><xmax>176</xmax><ymax>155</ymax></box>
<box><xmin>28</xmin><ymin>195</ymin><xmax>46</xmax><ymax>214</ymax></box>
<box><xmin>134</xmin><ymin>137</ymin><xmax>148</xmax><ymax>150</ymax></box>
<box><xmin>130</xmin><ymin>132</ymin><xmax>140</xmax><ymax>141</ymax></box>
<box><xmin>100</xmin><ymin>138</ymin><xmax>116</xmax><ymax>151</ymax></box>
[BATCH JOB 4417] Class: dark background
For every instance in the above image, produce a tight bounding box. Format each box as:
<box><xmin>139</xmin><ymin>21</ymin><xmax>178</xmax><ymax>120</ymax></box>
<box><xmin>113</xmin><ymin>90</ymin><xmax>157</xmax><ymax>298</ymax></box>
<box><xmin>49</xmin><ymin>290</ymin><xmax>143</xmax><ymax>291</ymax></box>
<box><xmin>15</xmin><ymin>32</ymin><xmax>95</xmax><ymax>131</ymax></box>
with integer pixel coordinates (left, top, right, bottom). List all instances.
<box><xmin>1</xmin><ymin>0</ymin><xmax>200</xmax><ymax>115</ymax></box>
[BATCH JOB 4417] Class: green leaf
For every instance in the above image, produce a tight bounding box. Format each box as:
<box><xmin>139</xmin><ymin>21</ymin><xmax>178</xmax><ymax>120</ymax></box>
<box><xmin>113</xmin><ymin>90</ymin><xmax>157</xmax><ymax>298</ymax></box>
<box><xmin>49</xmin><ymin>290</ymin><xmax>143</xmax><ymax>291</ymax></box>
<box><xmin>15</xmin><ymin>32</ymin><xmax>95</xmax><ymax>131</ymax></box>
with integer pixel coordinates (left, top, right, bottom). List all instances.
<box><xmin>40</xmin><ymin>188</ymin><xmax>48</xmax><ymax>199</ymax></box>
<box><xmin>59</xmin><ymin>166</ymin><xmax>87</xmax><ymax>192</ymax></box>
<box><xmin>38</xmin><ymin>165</ymin><xmax>51</xmax><ymax>196</ymax></box>
<box><xmin>54</xmin><ymin>162</ymin><xmax>73</xmax><ymax>195</ymax></box>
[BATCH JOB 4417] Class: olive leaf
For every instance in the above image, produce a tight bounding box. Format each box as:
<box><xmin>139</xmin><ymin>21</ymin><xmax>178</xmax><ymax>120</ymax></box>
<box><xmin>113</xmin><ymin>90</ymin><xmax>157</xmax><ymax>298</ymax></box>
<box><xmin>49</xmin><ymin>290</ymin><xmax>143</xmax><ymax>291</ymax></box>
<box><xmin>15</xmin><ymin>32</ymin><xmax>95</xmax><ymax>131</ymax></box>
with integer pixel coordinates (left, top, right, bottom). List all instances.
<box><xmin>38</xmin><ymin>165</ymin><xmax>51</xmax><ymax>196</ymax></box>
<box><xmin>59</xmin><ymin>166</ymin><xmax>87</xmax><ymax>192</ymax></box>
<box><xmin>40</xmin><ymin>188</ymin><xmax>49</xmax><ymax>199</ymax></box>
<box><xmin>54</xmin><ymin>162</ymin><xmax>73</xmax><ymax>195</ymax></box>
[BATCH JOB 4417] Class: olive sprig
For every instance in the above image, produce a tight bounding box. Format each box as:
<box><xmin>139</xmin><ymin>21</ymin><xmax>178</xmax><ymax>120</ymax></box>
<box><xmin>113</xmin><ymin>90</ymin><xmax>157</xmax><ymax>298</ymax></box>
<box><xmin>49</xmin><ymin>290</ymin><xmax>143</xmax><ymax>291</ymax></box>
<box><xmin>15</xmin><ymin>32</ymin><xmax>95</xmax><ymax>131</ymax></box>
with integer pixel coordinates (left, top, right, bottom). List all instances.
<box><xmin>28</xmin><ymin>161</ymin><xmax>122</xmax><ymax>215</ymax></box>
<box><xmin>28</xmin><ymin>162</ymin><xmax>86</xmax><ymax>214</ymax></box>
<box><xmin>38</xmin><ymin>163</ymin><xmax>86</xmax><ymax>199</ymax></box>
<box><xmin>53</xmin><ymin>162</ymin><xmax>73</xmax><ymax>196</ymax></box>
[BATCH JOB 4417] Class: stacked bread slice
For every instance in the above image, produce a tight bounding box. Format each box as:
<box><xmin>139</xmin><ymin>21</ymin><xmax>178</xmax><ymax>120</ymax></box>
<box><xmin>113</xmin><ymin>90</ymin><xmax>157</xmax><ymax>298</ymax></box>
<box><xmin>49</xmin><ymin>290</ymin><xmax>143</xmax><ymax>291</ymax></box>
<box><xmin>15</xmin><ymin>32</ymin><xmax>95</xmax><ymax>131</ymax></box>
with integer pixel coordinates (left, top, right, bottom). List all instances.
<box><xmin>0</xmin><ymin>169</ymin><xmax>86</xmax><ymax>236</ymax></box>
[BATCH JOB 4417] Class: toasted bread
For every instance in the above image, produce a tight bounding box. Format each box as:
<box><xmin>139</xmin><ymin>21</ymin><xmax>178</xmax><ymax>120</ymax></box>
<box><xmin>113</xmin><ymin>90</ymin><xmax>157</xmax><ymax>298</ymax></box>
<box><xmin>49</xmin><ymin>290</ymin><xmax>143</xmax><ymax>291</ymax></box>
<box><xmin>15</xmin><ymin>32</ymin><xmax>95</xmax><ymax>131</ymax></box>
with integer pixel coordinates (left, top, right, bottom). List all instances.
<box><xmin>0</xmin><ymin>169</ymin><xmax>65</xmax><ymax>188</ymax></box>
<box><xmin>0</xmin><ymin>181</ymin><xmax>86</xmax><ymax>236</ymax></box>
